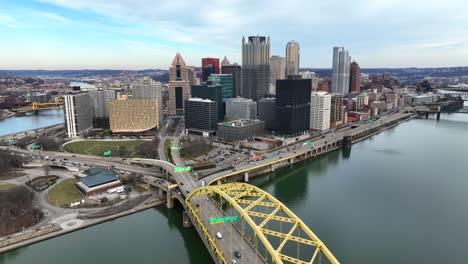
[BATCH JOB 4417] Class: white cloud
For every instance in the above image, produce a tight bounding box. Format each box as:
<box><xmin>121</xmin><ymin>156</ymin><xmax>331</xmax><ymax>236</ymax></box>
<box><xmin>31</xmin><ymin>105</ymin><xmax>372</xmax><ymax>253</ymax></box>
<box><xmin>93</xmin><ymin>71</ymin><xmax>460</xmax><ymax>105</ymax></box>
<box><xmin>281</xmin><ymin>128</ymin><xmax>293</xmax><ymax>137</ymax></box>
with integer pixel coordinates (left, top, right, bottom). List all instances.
<box><xmin>35</xmin><ymin>11</ymin><xmax>71</xmax><ymax>23</ymax></box>
<box><xmin>0</xmin><ymin>14</ymin><xmax>19</xmax><ymax>28</ymax></box>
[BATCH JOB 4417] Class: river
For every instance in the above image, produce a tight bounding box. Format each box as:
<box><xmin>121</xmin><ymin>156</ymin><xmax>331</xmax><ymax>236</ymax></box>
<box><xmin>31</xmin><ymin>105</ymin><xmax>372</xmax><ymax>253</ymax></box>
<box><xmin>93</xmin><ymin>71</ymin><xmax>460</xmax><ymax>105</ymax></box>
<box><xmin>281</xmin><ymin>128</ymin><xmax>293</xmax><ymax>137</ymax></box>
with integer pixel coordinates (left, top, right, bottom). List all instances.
<box><xmin>1</xmin><ymin>106</ymin><xmax>467</xmax><ymax>264</ymax></box>
<box><xmin>0</xmin><ymin>110</ymin><xmax>64</xmax><ymax>137</ymax></box>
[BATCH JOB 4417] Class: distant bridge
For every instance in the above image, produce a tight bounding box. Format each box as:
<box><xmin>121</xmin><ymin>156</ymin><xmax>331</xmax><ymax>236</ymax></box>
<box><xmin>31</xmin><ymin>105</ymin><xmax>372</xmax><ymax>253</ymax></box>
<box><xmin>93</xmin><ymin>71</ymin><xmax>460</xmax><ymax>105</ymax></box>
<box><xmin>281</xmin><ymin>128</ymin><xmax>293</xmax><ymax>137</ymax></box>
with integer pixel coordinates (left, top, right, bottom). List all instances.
<box><xmin>12</xmin><ymin>98</ymin><xmax>63</xmax><ymax>113</ymax></box>
<box><xmin>439</xmin><ymin>89</ymin><xmax>468</xmax><ymax>100</ymax></box>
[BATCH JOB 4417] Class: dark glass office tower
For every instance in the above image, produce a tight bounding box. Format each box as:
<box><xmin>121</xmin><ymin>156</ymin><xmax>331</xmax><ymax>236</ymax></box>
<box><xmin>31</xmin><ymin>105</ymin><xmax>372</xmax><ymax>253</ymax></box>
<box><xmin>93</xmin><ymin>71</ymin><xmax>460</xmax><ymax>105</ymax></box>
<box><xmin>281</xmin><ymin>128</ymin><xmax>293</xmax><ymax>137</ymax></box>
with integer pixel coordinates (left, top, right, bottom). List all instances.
<box><xmin>191</xmin><ymin>84</ymin><xmax>224</xmax><ymax>121</ymax></box>
<box><xmin>241</xmin><ymin>36</ymin><xmax>270</xmax><ymax>101</ymax></box>
<box><xmin>275</xmin><ymin>76</ymin><xmax>311</xmax><ymax>136</ymax></box>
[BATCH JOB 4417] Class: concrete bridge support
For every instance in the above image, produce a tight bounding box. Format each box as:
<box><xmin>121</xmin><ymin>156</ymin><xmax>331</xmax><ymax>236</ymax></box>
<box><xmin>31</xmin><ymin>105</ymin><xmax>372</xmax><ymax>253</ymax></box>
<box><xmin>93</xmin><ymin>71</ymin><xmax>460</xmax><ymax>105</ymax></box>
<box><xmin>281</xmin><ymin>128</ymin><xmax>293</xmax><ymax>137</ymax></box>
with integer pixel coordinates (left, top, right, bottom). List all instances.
<box><xmin>182</xmin><ymin>211</ymin><xmax>193</xmax><ymax>228</ymax></box>
<box><xmin>166</xmin><ymin>188</ymin><xmax>174</xmax><ymax>209</ymax></box>
<box><xmin>270</xmin><ymin>164</ymin><xmax>275</xmax><ymax>172</ymax></box>
<box><xmin>158</xmin><ymin>188</ymin><xmax>164</xmax><ymax>200</ymax></box>
<box><xmin>217</xmin><ymin>180</ymin><xmax>222</xmax><ymax>185</ymax></box>
<box><xmin>244</xmin><ymin>172</ymin><xmax>249</xmax><ymax>182</ymax></box>
<box><xmin>437</xmin><ymin>111</ymin><xmax>441</xmax><ymax>120</ymax></box>
<box><xmin>289</xmin><ymin>158</ymin><xmax>294</xmax><ymax>164</ymax></box>
<box><xmin>425</xmin><ymin>112</ymin><xmax>429</xmax><ymax>119</ymax></box>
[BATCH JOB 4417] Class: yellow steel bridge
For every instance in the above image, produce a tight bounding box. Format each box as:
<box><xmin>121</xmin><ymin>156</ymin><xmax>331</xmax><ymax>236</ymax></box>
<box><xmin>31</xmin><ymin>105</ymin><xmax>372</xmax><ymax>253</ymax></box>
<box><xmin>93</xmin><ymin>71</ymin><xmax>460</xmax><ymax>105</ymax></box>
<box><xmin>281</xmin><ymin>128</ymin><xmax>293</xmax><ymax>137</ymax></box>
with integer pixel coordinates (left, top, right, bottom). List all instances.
<box><xmin>13</xmin><ymin>97</ymin><xmax>63</xmax><ymax>113</ymax></box>
<box><xmin>186</xmin><ymin>182</ymin><xmax>340</xmax><ymax>264</ymax></box>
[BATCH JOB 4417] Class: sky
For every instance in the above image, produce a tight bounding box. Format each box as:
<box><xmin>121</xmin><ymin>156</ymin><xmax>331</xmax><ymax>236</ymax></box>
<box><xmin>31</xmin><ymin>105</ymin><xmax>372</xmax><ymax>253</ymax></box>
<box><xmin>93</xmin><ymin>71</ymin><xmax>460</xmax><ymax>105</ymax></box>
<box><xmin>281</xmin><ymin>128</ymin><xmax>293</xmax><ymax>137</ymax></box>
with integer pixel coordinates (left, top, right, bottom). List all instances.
<box><xmin>0</xmin><ymin>0</ymin><xmax>467</xmax><ymax>70</ymax></box>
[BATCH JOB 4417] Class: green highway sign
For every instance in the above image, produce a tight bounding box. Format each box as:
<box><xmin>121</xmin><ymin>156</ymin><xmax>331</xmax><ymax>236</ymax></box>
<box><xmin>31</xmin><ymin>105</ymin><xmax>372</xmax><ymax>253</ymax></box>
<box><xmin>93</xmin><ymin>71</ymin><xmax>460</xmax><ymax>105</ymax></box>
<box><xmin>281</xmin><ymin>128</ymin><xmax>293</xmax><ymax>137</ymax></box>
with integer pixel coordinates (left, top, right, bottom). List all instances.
<box><xmin>170</xmin><ymin>146</ymin><xmax>179</xmax><ymax>150</ymax></box>
<box><xmin>369</xmin><ymin>119</ymin><xmax>375</xmax><ymax>126</ymax></box>
<box><xmin>210</xmin><ymin>216</ymin><xmax>239</xmax><ymax>225</ymax></box>
<box><xmin>174</xmin><ymin>166</ymin><xmax>192</xmax><ymax>172</ymax></box>
<box><xmin>31</xmin><ymin>144</ymin><xmax>41</xmax><ymax>150</ymax></box>
<box><xmin>103</xmin><ymin>150</ymin><xmax>112</xmax><ymax>157</ymax></box>
<box><xmin>306</xmin><ymin>141</ymin><xmax>312</xmax><ymax>146</ymax></box>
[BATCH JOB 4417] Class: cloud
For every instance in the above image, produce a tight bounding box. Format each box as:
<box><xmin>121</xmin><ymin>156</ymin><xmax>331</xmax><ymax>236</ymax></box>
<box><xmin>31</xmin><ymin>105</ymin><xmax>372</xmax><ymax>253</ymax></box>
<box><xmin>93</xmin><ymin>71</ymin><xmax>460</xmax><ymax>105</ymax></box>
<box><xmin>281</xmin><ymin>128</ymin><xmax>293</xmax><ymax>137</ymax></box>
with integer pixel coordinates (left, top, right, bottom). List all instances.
<box><xmin>35</xmin><ymin>11</ymin><xmax>71</xmax><ymax>23</ymax></box>
<box><xmin>0</xmin><ymin>14</ymin><xmax>19</xmax><ymax>28</ymax></box>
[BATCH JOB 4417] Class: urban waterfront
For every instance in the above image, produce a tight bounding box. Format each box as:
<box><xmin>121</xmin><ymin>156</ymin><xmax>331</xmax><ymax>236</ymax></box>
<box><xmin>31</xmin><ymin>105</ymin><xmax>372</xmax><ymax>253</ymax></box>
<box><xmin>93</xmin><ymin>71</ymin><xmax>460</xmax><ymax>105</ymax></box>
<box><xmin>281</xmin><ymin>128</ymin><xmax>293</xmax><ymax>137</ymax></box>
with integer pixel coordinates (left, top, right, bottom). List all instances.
<box><xmin>0</xmin><ymin>110</ymin><xmax>64</xmax><ymax>137</ymax></box>
<box><xmin>1</xmin><ymin>108</ymin><xmax>467</xmax><ymax>264</ymax></box>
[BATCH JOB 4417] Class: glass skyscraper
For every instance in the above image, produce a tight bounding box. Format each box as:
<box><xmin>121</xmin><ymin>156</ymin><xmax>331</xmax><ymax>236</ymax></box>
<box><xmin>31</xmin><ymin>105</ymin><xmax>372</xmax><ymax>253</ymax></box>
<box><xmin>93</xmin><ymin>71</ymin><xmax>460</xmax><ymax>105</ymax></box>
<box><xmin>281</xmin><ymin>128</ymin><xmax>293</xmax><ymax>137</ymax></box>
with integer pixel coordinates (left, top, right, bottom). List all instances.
<box><xmin>241</xmin><ymin>36</ymin><xmax>270</xmax><ymax>101</ymax></box>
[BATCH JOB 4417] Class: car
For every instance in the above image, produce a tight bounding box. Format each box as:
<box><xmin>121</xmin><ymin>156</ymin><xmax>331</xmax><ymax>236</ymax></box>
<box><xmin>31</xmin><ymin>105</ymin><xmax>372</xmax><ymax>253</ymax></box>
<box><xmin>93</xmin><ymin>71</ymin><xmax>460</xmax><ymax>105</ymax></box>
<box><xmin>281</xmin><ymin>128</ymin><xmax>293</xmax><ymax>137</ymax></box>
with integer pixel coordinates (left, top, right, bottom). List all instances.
<box><xmin>185</xmin><ymin>190</ymin><xmax>189</xmax><ymax>194</ymax></box>
<box><xmin>231</xmin><ymin>260</ymin><xmax>238</xmax><ymax>264</ymax></box>
<box><xmin>196</xmin><ymin>204</ymin><xmax>200</xmax><ymax>208</ymax></box>
<box><xmin>181</xmin><ymin>182</ymin><xmax>184</xmax><ymax>185</ymax></box>
<box><xmin>72</xmin><ymin>155</ymin><xmax>76</xmax><ymax>157</ymax></box>
<box><xmin>234</xmin><ymin>250</ymin><xmax>241</xmax><ymax>258</ymax></box>
<box><xmin>216</xmin><ymin>232</ymin><xmax>223</xmax><ymax>239</ymax></box>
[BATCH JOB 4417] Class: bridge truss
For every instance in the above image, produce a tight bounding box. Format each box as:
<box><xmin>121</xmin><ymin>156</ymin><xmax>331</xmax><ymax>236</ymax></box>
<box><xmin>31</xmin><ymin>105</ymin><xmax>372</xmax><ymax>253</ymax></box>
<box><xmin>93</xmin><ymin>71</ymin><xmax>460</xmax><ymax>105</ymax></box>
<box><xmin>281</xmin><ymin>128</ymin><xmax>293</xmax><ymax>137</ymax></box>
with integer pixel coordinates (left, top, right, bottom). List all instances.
<box><xmin>186</xmin><ymin>182</ymin><xmax>340</xmax><ymax>264</ymax></box>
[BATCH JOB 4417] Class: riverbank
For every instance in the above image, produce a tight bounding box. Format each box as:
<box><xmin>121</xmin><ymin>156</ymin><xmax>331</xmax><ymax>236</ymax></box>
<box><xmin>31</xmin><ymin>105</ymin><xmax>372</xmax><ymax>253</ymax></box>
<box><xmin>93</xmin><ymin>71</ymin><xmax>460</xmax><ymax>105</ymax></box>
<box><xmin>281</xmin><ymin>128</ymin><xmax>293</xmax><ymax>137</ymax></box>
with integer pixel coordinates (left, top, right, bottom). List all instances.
<box><xmin>0</xmin><ymin>110</ymin><xmax>15</xmax><ymax>120</ymax></box>
<box><xmin>0</xmin><ymin>195</ymin><xmax>165</xmax><ymax>254</ymax></box>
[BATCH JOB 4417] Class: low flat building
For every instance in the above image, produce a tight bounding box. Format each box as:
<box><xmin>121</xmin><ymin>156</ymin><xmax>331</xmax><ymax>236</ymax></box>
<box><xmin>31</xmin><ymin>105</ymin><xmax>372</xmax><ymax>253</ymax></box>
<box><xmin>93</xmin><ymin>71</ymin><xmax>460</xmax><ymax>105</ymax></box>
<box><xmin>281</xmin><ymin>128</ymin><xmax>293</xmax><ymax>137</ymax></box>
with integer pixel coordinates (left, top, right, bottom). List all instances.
<box><xmin>108</xmin><ymin>99</ymin><xmax>158</xmax><ymax>135</ymax></box>
<box><xmin>75</xmin><ymin>168</ymin><xmax>122</xmax><ymax>196</ymax></box>
<box><xmin>217</xmin><ymin>119</ymin><xmax>265</xmax><ymax>142</ymax></box>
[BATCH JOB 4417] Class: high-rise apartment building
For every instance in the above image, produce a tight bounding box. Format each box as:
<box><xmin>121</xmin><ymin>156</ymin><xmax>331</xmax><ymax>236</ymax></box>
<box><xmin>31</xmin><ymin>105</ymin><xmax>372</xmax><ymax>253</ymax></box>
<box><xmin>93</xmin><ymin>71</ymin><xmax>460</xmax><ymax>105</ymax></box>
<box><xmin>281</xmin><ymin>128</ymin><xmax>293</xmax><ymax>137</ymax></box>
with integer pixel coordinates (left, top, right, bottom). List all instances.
<box><xmin>168</xmin><ymin>52</ymin><xmax>194</xmax><ymax>116</ymax></box>
<box><xmin>310</xmin><ymin>92</ymin><xmax>331</xmax><ymax>131</ymax></box>
<box><xmin>221</xmin><ymin>63</ymin><xmax>242</xmax><ymax>98</ymax></box>
<box><xmin>270</xmin><ymin>55</ymin><xmax>286</xmax><ymax>86</ymax></box>
<box><xmin>131</xmin><ymin>77</ymin><xmax>163</xmax><ymax>124</ymax></box>
<box><xmin>89</xmin><ymin>89</ymin><xmax>116</xmax><ymax>129</ymax></box>
<box><xmin>330</xmin><ymin>93</ymin><xmax>344</xmax><ymax>127</ymax></box>
<box><xmin>184</xmin><ymin>98</ymin><xmax>217</xmax><ymax>136</ymax></box>
<box><xmin>225</xmin><ymin>97</ymin><xmax>257</xmax><ymax>121</ymax></box>
<box><xmin>350</xmin><ymin>61</ymin><xmax>361</xmax><ymax>93</ymax></box>
<box><xmin>275</xmin><ymin>76</ymin><xmax>311</xmax><ymax>136</ymax></box>
<box><xmin>191</xmin><ymin>84</ymin><xmax>223</xmax><ymax>121</ymax></box>
<box><xmin>63</xmin><ymin>93</ymin><xmax>93</xmax><ymax>138</ymax></box>
<box><xmin>331</xmin><ymin>47</ymin><xmax>351</xmax><ymax>95</ymax></box>
<box><xmin>242</xmin><ymin>36</ymin><xmax>270</xmax><ymax>101</ymax></box>
<box><xmin>201</xmin><ymin>57</ymin><xmax>220</xmax><ymax>82</ymax></box>
<box><xmin>286</xmin><ymin>41</ymin><xmax>300</xmax><ymax>76</ymax></box>
<box><xmin>208</xmin><ymin>74</ymin><xmax>233</xmax><ymax>99</ymax></box>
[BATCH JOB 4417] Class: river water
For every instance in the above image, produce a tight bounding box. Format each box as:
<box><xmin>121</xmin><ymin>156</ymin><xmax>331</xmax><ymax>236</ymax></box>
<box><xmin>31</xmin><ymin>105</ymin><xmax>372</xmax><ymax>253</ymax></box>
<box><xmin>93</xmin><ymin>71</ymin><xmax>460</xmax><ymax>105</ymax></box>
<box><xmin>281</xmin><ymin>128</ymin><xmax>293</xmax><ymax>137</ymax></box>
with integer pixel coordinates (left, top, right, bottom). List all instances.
<box><xmin>0</xmin><ymin>110</ymin><xmax>64</xmax><ymax>137</ymax></box>
<box><xmin>1</xmin><ymin>106</ymin><xmax>467</xmax><ymax>264</ymax></box>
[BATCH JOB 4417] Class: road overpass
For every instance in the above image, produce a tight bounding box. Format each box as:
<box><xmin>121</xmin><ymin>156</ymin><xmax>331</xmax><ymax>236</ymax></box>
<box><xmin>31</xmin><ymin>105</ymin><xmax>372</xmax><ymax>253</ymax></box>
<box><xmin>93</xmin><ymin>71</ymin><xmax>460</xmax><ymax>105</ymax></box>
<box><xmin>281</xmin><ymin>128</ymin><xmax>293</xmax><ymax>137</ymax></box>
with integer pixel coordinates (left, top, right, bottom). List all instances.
<box><xmin>0</xmin><ymin>124</ymin><xmax>64</xmax><ymax>142</ymax></box>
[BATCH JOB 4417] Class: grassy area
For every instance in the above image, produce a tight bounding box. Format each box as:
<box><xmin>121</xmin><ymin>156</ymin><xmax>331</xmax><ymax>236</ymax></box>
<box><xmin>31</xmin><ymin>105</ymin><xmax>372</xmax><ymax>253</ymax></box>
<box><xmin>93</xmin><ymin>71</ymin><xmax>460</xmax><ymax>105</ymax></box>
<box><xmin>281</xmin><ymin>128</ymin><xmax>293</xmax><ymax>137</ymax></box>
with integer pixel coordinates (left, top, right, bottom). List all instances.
<box><xmin>0</xmin><ymin>182</ymin><xmax>16</xmax><ymax>191</ymax></box>
<box><xmin>47</xmin><ymin>179</ymin><xmax>83</xmax><ymax>206</ymax></box>
<box><xmin>179</xmin><ymin>138</ymin><xmax>217</xmax><ymax>160</ymax></box>
<box><xmin>64</xmin><ymin>140</ymin><xmax>146</xmax><ymax>156</ymax></box>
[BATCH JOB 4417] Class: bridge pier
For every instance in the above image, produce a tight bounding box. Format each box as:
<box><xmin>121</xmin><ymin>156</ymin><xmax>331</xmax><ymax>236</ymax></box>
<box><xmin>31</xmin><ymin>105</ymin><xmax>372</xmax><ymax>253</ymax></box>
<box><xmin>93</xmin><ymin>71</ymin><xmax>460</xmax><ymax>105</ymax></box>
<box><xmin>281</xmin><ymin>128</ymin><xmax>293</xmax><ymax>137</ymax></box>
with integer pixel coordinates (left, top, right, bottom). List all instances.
<box><xmin>217</xmin><ymin>180</ymin><xmax>222</xmax><ymax>185</ymax></box>
<box><xmin>158</xmin><ymin>188</ymin><xmax>164</xmax><ymax>200</ymax></box>
<box><xmin>270</xmin><ymin>164</ymin><xmax>275</xmax><ymax>172</ymax></box>
<box><xmin>425</xmin><ymin>112</ymin><xmax>429</xmax><ymax>119</ymax></box>
<box><xmin>289</xmin><ymin>158</ymin><xmax>294</xmax><ymax>164</ymax></box>
<box><xmin>164</xmin><ymin>170</ymin><xmax>169</xmax><ymax>180</ymax></box>
<box><xmin>437</xmin><ymin>111</ymin><xmax>441</xmax><ymax>120</ymax></box>
<box><xmin>166</xmin><ymin>188</ymin><xmax>174</xmax><ymax>209</ymax></box>
<box><xmin>182</xmin><ymin>211</ymin><xmax>193</xmax><ymax>228</ymax></box>
<box><xmin>244</xmin><ymin>172</ymin><xmax>249</xmax><ymax>182</ymax></box>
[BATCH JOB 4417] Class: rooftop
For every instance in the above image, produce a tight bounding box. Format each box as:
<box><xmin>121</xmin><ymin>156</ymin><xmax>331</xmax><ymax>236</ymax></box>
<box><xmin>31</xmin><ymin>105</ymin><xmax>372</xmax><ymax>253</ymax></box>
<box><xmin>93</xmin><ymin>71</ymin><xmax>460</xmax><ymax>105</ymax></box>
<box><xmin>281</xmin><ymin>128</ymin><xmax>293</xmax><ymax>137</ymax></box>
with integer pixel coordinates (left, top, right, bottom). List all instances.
<box><xmin>219</xmin><ymin>119</ymin><xmax>264</xmax><ymax>127</ymax></box>
<box><xmin>80</xmin><ymin>168</ymin><xmax>118</xmax><ymax>188</ymax></box>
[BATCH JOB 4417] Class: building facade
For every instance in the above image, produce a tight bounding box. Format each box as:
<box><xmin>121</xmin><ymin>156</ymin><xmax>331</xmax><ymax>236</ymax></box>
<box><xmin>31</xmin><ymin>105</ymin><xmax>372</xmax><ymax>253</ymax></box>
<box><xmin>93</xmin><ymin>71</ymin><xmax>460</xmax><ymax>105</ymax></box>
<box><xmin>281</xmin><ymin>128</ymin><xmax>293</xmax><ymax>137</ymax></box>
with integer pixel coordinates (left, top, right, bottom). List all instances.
<box><xmin>208</xmin><ymin>74</ymin><xmax>233</xmax><ymax>99</ymax></box>
<box><xmin>330</xmin><ymin>93</ymin><xmax>344</xmax><ymax>127</ymax></box>
<box><xmin>242</xmin><ymin>36</ymin><xmax>270</xmax><ymax>101</ymax></box>
<box><xmin>350</xmin><ymin>61</ymin><xmax>361</xmax><ymax>93</ymax></box>
<box><xmin>285</xmin><ymin>41</ymin><xmax>300</xmax><ymax>76</ymax></box>
<box><xmin>258</xmin><ymin>97</ymin><xmax>276</xmax><ymax>130</ymax></box>
<box><xmin>89</xmin><ymin>89</ymin><xmax>116</xmax><ymax>129</ymax></box>
<box><xmin>131</xmin><ymin>77</ymin><xmax>163</xmax><ymax>125</ymax></box>
<box><xmin>63</xmin><ymin>93</ymin><xmax>93</xmax><ymax>138</ymax></box>
<box><xmin>221</xmin><ymin>63</ymin><xmax>242</xmax><ymax>98</ymax></box>
<box><xmin>168</xmin><ymin>53</ymin><xmax>194</xmax><ymax>116</ymax></box>
<box><xmin>310</xmin><ymin>92</ymin><xmax>331</xmax><ymax>131</ymax></box>
<box><xmin>225</xmin><ymin>97</ymin><xmax>257</xmax><ymax>121</ymax></box>
<box><xmin>201</xmin><ymin>57</ymin><xmax>220</xmax><ymax>82</ymax></box>
<box><xmin>217</xmin><ymin>119</ymin><xmax>266</xmax><ymax>142</ymax></box>
<box><xmin>108</xmin><ymin>99</ymin><xmax>158</xmax><ymax>135</ymax></box>
<box><xmin>331</xmin><ymin>47</ymin><xmax>351</xmax><ymax>95</ymax></box>
<box><xmin>270</xmin><ymin>55</ymin><xmax>286</xmax><ymax>86</ymax></box>
<box><xmin>191</xmin><ymin>84</ymin><xmax>224</xmax><ymax>121</ymax></box>
<box><xmin>275</xmin><ymin>76</ymin><xmax>311</xmax><ymax>136</ymax></box>
<box><xmin>184</xmin><ymin>98</ymin><xmax>217</xmax><ymax>136</ymax></box>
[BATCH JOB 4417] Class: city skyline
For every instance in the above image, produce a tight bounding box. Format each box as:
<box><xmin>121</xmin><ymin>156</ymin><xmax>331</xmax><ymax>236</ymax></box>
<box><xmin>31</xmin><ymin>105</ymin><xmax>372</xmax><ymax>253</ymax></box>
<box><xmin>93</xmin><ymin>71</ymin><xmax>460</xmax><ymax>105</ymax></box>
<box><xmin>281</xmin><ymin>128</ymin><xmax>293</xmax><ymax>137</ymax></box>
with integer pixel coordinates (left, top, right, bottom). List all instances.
<box><xmin>1</xmin><ymin>0</ymin><xmax>468</xmax><ymax>70</ymax></box>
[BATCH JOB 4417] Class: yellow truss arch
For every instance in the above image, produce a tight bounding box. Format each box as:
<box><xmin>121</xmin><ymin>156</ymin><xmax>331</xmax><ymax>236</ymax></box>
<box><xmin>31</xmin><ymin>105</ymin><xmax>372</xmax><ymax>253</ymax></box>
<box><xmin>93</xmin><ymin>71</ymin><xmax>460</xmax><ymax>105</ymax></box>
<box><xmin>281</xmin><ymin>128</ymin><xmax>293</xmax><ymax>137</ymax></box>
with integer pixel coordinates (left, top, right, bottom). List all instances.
<box><xmin>186</xmin><ymin>182</ymin><xmax>340</xmax><ymax>264</ymax></box>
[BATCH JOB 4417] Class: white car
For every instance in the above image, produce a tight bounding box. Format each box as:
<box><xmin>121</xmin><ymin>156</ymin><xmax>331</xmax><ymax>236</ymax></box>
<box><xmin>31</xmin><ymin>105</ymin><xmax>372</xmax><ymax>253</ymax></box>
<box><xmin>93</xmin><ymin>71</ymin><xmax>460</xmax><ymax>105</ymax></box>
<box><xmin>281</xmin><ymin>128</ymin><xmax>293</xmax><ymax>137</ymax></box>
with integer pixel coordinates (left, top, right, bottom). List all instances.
<box><xmin>216</xmin><ymin>232</ymin><xmax>222</xmax><ymax>239</ymax></box>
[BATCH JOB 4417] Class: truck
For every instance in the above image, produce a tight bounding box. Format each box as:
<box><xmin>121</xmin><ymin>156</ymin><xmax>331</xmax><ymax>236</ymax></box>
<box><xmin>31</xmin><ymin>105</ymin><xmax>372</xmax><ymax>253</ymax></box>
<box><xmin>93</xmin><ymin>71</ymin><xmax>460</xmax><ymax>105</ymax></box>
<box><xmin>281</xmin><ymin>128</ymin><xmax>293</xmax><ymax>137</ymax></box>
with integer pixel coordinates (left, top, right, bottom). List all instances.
<box><xmin>251</xmin><ymin>156</ymin><xmax>260</xmax><ymax>162</ymax></box>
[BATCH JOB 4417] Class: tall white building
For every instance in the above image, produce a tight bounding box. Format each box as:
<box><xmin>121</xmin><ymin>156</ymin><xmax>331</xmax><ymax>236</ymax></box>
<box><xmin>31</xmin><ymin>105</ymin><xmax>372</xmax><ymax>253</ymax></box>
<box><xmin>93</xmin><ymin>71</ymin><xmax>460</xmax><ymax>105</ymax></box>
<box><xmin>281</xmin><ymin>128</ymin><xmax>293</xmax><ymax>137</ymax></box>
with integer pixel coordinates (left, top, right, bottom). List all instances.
<box><xmin>331</xmin><ymin>47</ymin><xmax>351</xmax><ymax>95</ymax></box>
<box><xmin>286</xmin><ymin>41</ymin><xmax>300</xmax><ymax>76</ymax></box>
<box><xmin>270</xmin><ymin>55</ymin><xmax>286</xmax><ymax>86</ymax></box>
<box><xmin>63</xmin><ymin>93</ymin><xmax>93</xmax><ymax>138</ymax></box>
<box><xmin>131</xmin><ymin>77</ymin><xmax>163</xmax><ymax>125</ymax></box>
<box><xmin>300</xmin><ymin>71</ymin><xmax>320</xmax><ymax>91</ymax></box>
<box><xmin>225</xmin><ymin>97</ymin><xmax>257</xmax><ymax>121</ymax></box>
<box><xmin>310</xmin><ymin>91</ymin><xmax>331</xmax><ymax>131</ymax></box>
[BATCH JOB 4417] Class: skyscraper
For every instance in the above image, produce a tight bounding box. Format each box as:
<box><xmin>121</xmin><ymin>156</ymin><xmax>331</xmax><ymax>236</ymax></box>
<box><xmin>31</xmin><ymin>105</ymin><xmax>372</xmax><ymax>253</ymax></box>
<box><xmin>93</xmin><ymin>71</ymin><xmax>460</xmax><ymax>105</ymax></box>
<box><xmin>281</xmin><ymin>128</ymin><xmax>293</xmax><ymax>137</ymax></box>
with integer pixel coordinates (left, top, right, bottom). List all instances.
<box><xmin>89</xmin><ymin>89</ymin><xmax>116</xmax><ymax>129</ymax></box>
<box><xmin>201</xmin><ymin>57</ymin><xmax>220</xmax><ymax>82</ymax></box>
<box><xmin>191</xmin><ymin>84</ymin><xmax>223</xmax><ymax>121</ymax></box>
<box><xmin>221</xmin><ymin>62</ymin><xmax>242</xmax><ymax>98</ymax></box>
<box><xmin>331</xmin><ymin>47</ymin><xmax>351</xmax><ymax>95</ymax></box>
<box><xmin>310</xmin><ymin>92</ymin><xmax>331</xmax><ymax>131</ymax></box>
<box><xmin>275</xmin><ymin>76</ymin><xmax>311</xmax><ymax>136</ymax></box>
<box><xmin>63</xmin><ymin>93</ymin><xmax>93</xmax><ymax>138</ymax></box>
<box><xmin>242</xmin><ymin>36</ymin><xmax>270</xmax><ymax>101</ymax></box>
<box><xmin>225</xmin><ymin>97</ymin><xmax>257</xmax><ymax>121</ymax></box>
<box><xmin>285</xmin><ymin>41</ymin><xmax>300</xmax><ymax>76</ymax></box>
<box><xmin>270</xmin><ymin>55</ymin><xmax>286</xmax><ymax>86</ymax></box>
<box><xmin>168</xmin><ymin>52</ymin><xmax>194</xmax><ymax>116</ymax></box>
<box><xmin>184</xmin><ymin>98</ymin><xmax>217</xmax><ymax>136</ymax></box>
<box><xmin>330</xmin><ymin>93</ymin><xmax>344</xmax><ymax>127</ymax></box>
<box><xmin>221</xmin><ymin>56</ymin><xmax>230</xmax><ymax>67</ymax></box>
<box><xmin>350</xmin><ymin>61</ymin><xmax>361</xmax><ymax>93</ymax></box>
<box><xmin>131</xmin><ymin>77</ymin><xmax>163</xmax><ymax>125</ymax></box>
<box><xmin>208</xmin><ymin>74</ymin><xmax>233</xmax><ymax>99</ymax></box>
